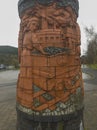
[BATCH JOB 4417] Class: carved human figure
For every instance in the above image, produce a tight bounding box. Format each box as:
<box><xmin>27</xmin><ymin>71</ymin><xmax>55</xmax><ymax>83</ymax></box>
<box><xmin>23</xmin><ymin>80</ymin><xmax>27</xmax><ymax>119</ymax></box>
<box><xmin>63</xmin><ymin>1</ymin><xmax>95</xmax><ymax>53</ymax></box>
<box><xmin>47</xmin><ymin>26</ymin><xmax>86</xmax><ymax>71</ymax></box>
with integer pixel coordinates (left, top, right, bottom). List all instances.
<box><xmin>17</xmin><ymin>1</ymin><xmax>84</xmax><ymax>130</ymax></box>
<box><xmin>19</xmin><ymin>16</ymin><xmax>46</xmax><ymax>63</ymax></box>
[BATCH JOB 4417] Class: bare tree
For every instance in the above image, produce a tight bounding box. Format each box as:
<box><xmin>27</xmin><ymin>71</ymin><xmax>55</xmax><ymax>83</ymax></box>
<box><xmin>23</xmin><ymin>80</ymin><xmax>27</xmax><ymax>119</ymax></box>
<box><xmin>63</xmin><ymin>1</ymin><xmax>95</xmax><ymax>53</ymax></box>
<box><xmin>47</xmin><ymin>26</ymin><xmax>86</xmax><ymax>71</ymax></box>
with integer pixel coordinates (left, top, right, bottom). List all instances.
<box><xmin>84</xmin><ymin>26</ymin><xmax>97</xmax><ymax>64</ymax></box>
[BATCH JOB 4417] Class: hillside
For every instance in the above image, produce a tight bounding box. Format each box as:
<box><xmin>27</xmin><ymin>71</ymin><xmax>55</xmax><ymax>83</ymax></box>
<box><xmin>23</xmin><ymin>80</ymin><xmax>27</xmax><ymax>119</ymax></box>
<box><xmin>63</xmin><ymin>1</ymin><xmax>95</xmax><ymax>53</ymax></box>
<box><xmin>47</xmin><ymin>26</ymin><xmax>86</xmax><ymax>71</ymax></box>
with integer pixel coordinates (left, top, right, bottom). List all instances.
<box><xmin>0</xmin><ymin>45</ymin><xmax>19</xmax><ymax>68</ymax></box>
<box><xmin>0</xmin><ymin>45</ymin><xmax>18</xmax><ymax>55</ymax></box>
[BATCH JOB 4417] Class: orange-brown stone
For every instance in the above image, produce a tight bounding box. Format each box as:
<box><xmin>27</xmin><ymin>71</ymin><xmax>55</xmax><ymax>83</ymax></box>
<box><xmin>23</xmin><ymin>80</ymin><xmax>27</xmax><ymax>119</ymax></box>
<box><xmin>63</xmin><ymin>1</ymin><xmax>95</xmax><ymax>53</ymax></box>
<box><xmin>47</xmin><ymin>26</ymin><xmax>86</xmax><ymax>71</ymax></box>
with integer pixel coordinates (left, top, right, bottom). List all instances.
<box><xmin>17</xmin><ymin>0</ymin><xmax>84</xmax><ymax>117</ymax></box>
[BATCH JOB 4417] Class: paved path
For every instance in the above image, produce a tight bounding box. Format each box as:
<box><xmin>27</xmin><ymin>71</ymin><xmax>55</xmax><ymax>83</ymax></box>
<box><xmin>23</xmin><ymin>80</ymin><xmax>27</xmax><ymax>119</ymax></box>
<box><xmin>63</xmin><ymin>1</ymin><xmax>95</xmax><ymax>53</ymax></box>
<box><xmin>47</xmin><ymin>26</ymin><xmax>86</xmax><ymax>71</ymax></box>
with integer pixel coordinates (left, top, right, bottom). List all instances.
<box><xmin>84</xmin><ymin>90</ymin><xmax>97</xmax><ymax>130</ymax></box>
<box><xmin>0</xmin><ymin>70</ymin><xmax>19</xmax><ymax>130</ymax></box>
<box><xmin>82</xmin><ymin>67</ymin><xmax>97</xmax><ymax>130</ymax></box>
<box><xmin>0</xmin><ymin>86</ymin><xmax>16</xmax><ymax>130</ymax></box>
<box><xmin>0</xmin><ymin>68</ymin><xmax>97</xmax><ymax>130</ymax></box>
<box><xmin>82</xmin><ymin>67</ymin><xmax>97</xmax><ymax>86</ymax></box>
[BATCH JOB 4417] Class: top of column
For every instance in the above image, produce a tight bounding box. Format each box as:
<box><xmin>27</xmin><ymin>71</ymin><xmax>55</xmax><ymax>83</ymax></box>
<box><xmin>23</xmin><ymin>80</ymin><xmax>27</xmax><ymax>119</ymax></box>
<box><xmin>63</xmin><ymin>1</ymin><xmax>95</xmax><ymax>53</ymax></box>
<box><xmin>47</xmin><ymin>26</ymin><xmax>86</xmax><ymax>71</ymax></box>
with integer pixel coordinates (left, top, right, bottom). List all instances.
<box><xmin>18</xmin><ymin>0</ymin><xmax>79</xmax><ymax>17</ymax></box>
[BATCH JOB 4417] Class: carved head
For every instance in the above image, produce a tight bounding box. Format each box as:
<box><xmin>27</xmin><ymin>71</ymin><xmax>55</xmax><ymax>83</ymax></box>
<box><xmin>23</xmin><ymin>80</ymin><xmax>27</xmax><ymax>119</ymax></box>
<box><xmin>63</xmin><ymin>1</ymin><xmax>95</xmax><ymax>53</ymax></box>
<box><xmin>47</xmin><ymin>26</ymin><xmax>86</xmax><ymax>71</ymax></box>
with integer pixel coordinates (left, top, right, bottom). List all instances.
<box><xmin>27</xmin><ymin>17</ymin><xmax>39</xmax><ymax>31</ymax></box>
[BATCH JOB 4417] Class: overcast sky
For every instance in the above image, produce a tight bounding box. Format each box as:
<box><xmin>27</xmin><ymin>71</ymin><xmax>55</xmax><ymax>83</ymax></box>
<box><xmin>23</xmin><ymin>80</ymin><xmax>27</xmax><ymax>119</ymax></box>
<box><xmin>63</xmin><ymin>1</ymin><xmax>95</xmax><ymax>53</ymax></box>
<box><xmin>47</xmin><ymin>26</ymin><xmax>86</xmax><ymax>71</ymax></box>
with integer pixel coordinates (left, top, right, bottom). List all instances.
<box><xmin>0</xmin><ymin>0</ymin><xmax>97</xmax><ymax>54</ymax></box>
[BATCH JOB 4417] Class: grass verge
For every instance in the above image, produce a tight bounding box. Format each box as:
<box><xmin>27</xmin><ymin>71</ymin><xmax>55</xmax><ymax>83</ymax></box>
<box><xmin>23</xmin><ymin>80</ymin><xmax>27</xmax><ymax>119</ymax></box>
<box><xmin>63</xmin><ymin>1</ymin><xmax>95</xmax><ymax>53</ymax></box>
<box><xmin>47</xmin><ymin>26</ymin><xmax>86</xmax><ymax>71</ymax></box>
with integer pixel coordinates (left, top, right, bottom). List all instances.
<box><xmin>88</xmin><ymin>64</ymin><xmax>97</xmax><ymax>69</ymax></box>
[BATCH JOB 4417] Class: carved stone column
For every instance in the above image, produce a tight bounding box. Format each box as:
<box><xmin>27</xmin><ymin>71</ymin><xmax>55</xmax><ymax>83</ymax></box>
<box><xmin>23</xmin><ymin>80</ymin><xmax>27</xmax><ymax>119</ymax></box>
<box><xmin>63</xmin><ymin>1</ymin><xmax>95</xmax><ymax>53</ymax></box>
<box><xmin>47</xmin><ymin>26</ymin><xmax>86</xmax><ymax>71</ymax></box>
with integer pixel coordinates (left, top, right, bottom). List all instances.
<box><xmin>16</xmin><ymin>0</ymin><xmax>84</xmax><ymax>130</ymax></box>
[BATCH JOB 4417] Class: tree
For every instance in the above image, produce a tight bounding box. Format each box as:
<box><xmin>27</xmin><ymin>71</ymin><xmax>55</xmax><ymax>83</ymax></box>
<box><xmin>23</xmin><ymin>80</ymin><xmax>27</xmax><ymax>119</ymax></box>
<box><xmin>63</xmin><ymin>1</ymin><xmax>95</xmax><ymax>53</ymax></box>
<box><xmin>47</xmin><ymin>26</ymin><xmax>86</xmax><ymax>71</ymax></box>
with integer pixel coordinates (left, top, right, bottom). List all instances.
<box><xmin>84</xmin><ymin>26</ymin><xmax>97</xmax><ymax>64</ymax></box>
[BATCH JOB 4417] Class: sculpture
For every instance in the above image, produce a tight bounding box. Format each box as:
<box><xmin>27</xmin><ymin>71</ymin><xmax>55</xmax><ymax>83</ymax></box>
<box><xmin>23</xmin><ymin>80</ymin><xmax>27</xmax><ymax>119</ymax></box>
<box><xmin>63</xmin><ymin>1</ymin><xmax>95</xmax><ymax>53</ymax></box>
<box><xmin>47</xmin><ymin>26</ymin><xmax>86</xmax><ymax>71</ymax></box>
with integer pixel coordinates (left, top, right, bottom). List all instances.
<box><xmin>17</xmin><ymin>0</ymin><xmax>84</xmax><ymax>129</ymax></box>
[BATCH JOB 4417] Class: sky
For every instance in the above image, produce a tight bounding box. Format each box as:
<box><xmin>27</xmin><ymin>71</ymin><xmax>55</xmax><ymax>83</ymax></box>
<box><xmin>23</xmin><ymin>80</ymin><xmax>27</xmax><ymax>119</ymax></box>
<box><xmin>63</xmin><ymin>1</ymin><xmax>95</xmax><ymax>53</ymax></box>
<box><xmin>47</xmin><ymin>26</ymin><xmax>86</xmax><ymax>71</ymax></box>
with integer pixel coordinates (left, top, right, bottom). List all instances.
<box><xmin>78</xmin><ymin>0</ymin><xmax>97</xmax><ymax>54</ymax></box>
<box><xmin>0</xmin><ymin>0</ymin><xmax>97</xmax><ymax>54</ymax></box>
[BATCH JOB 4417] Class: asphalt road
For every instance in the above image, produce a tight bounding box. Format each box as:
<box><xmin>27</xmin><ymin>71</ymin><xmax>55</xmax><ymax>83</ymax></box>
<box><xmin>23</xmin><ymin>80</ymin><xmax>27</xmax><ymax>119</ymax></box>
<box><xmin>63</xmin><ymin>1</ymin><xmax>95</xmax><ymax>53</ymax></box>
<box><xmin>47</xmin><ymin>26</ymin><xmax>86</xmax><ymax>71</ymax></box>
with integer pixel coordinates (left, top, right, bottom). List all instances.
<box><xmin>0</xmin><ymin>70</ymin><xmax>18</xmax><ymax>103</ymax></box>
<box><xmin>0</xmin><ymin>85</ymin><xmax>16</xmax><ymax>103</ymax></box>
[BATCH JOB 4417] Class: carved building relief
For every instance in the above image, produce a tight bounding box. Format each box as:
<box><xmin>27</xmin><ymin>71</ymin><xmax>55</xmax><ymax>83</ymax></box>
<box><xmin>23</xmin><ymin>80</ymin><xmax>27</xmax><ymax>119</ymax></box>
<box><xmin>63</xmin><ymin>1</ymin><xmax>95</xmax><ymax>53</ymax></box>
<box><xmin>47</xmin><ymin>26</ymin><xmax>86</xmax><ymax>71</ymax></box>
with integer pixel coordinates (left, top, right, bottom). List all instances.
<box><xmin>17</xmin><ymin>0</ymin><xmax>84</xmax><ymax>129</ymax></box>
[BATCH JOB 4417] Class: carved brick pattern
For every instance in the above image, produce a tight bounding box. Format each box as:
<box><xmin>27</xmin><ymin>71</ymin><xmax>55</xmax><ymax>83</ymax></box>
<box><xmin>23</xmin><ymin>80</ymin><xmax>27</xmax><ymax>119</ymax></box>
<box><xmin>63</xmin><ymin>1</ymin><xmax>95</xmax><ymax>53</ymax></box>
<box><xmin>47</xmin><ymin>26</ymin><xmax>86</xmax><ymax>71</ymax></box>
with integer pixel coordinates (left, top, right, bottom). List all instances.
<box><xmin>17</xmin><ymin>0</ymin><xmax>84</xmax><ymax>118</ymax></box>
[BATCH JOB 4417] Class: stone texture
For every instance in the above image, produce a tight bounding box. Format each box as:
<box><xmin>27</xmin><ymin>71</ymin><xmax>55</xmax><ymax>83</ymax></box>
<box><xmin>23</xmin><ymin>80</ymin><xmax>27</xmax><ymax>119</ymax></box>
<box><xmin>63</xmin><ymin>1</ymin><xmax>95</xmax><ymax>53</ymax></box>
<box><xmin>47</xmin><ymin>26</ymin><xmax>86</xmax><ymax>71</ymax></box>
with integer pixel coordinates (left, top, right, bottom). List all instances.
<box><xmin>18</xmin><ymin>0</ymin><xmax>79</xmax><ymax>17</ymax></box>
<box><xmin>17</xmin><ymin>0</ymin><xmax>84</xmax><ymax>129</ymax></box>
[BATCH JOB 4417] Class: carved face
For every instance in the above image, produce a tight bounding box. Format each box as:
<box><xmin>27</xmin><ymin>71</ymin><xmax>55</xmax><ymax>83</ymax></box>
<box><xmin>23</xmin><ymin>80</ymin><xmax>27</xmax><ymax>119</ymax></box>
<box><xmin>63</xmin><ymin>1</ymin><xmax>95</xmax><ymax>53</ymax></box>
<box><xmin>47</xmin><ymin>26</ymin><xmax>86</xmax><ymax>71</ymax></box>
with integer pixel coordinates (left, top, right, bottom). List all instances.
<box><xmin>27</xmin><ymin>17</ymin><xmax>39</xmax><ymax>31</ymax></box>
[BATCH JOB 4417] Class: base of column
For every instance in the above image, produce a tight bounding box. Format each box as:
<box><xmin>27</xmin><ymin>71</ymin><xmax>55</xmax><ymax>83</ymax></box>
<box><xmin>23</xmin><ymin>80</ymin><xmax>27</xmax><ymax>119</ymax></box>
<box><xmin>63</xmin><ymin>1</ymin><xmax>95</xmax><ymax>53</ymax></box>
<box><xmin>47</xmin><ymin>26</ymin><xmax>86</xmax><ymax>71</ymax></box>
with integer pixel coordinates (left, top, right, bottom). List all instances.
<box><xmin>16</xmin><ymin>107</ymin><xmax>84</xmax><ymax>130</ymax></box>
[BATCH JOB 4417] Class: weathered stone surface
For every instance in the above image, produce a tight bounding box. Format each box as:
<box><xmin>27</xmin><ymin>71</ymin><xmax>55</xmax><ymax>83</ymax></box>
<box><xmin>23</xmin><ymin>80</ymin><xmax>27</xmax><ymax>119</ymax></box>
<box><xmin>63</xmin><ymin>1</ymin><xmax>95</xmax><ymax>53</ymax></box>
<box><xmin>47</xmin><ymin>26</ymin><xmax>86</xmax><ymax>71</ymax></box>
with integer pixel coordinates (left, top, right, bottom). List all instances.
<box><xmin>17</xmin><ymin>0</ymin><xmax>84</xmax><ymax>129</ymax></box>
<box><xmin>18</xmin><ymin>0</ymin><xmax>79</xmax><ymax>17</ymax></box>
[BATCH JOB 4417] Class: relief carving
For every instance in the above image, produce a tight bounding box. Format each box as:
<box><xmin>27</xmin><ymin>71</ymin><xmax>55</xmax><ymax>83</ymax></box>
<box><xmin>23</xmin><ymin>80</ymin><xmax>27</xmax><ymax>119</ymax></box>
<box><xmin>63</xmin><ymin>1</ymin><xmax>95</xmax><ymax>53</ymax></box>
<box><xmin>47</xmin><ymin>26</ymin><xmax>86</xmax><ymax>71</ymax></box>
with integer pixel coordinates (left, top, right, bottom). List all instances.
<box><xmin>17</xmin><ymin>0</ymin><xmax>84</xmax><ymax>121</ymax></box>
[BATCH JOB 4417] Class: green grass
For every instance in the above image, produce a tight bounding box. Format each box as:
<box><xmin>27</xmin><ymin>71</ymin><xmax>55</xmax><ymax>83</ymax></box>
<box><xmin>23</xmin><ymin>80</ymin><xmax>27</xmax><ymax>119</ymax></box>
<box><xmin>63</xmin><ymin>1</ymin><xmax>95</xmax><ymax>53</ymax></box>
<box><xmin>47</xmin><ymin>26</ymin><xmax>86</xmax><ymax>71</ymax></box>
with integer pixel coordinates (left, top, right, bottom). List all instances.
<box><xmin>89</xmin><ymin>64</ymin><xmax>97</xmax><ymax>69</ymax></box>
